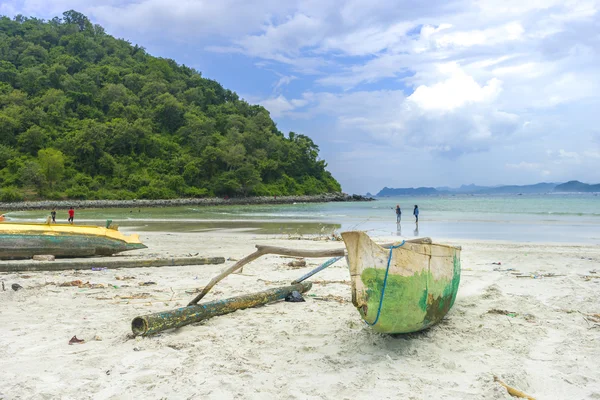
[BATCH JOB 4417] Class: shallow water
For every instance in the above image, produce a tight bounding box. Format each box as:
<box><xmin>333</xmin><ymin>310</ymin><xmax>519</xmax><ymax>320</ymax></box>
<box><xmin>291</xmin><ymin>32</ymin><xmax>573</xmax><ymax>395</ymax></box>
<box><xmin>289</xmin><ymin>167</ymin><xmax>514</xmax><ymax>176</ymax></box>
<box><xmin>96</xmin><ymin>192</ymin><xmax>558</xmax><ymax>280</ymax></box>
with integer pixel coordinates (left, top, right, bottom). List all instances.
<box><xmin>4</xmin><ymin>193</ymin><xmax>600</xmax><ymax>243</ymax></box>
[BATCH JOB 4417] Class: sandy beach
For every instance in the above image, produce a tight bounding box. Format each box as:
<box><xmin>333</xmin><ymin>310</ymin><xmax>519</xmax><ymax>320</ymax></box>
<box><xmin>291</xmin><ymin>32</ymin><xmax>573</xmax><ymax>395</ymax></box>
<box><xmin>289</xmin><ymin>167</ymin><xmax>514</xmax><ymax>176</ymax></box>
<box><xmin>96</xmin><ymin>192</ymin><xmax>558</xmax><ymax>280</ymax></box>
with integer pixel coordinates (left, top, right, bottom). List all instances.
<box><xmin>1</xmin><ymin>230</ymin><xmax>599</xmax><ymax>399</ymax></box>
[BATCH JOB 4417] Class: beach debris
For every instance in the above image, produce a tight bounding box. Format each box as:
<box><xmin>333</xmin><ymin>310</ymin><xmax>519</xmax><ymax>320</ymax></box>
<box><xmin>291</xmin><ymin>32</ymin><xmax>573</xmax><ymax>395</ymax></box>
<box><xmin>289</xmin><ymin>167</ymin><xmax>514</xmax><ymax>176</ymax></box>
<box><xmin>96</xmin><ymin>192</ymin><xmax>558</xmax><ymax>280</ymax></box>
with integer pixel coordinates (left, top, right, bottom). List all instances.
<box><xmin>11</xmin><ymin>283</ymin><xmax>23</xmax><ymax>291</ymax></box>
<box><xmin>115</xmin><ymin>276</ymin><xmax>136</xmax><ymax>280</ymax></box>
<box><xmin>59</xmin><ymin>280</ymin><xmax>105</xmax><ymax>289</ymax></box>
<box><xmin>94</xmin><ymin>335</ymin><xmax>103</xmax><ymax>341</ymax></box>
<box><xmin>91</xmin><ymin>267</ymin><xmax>108</xmax><ymax>271</ymax></box>
<box><xmin>287</xmin><ymin>259</ymin><xmax>307</xmax><ymax>268</ymax></box>
<box><xmin>312</xmin><ymin>295</ymin><xmax>349</xmax><ymax>304</ymax></box>
<box><xmin>493</xmin><ymin>376</ymin><xmax>536</xmax><ymax>399</ymax></box>
<box><xmin>60</xmin><ymin>280</ymin><xmax>85</xmax><ymax>287</ymax></box>
<box><xmin>132</xmin><ymin>282</ymin><xmax>312</xmax><ymax>336</ymax></box>
<box><xmin>579</xmin><ymin>312</ymin><xmax>600</xmax><ymax>325</ymax></box>
<box><xmin>515</xmin><ymin>273</ymin><xmax>564</xmax><ymax>279</ymax></box>
<box><xmin>284</xmin><ymin>290</ymin><xmax>305</xmax><ymax>302</ymax></box>
<box><xmin>493</xmin><ymin>267</ymin><xmax>516</xmax><ymax>272</ymax></box>
<box><xmin>68</xmin><ymin>336</ymin><xmax>85</xmax><ymax>345</ymax></box>
<box><xmin>32</xmin><ymin>255</ymin><xmax>55</xmax><ymax>261</ymax></box>
<box><xmin>488</xmin><ymin>309</ymin><xmax>517</xmax><ymax>316</ymax></box>
<box><xmin>138</xmin><ymin>281</ymin><xmax>157</xmax><ymax>286</ymax></box>
<box><xmin>582</xmin><ymin>274</ymin><xmax>600</xmax><ymax>281</ymax></box>
<box><xmin>491</xmin><ymin>262</ymin><xmax>502</xmax><ymax>265</ymax></box>
<box><xmin>227</xmin><ymin>257</ymin><xmax>238</xmax><ymax>261</ymax></box>
<box><xmin>1</xmin><ymin>281</ymin><xmax>4</xmax><ymax>291</ymax></box>
<box><xmin>311</xmin><ymin>280</ymin><xmax>351</xmax><ymax>285</ymax></box>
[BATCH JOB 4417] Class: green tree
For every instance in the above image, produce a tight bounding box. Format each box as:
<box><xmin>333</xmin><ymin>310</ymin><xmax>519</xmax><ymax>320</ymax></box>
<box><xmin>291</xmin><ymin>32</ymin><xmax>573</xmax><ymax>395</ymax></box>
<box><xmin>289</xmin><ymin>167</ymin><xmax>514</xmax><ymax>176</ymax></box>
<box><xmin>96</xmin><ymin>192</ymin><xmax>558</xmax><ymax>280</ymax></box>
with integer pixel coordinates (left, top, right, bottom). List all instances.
<box><xmin>18</xmin><ymin>125</ymin><xmax>48</xmax><ymax>155</ymax></box>
<box><xmin>37</xmin><ymin>148</ymin><xmax>65</xmax><ymax>188</ymax></box>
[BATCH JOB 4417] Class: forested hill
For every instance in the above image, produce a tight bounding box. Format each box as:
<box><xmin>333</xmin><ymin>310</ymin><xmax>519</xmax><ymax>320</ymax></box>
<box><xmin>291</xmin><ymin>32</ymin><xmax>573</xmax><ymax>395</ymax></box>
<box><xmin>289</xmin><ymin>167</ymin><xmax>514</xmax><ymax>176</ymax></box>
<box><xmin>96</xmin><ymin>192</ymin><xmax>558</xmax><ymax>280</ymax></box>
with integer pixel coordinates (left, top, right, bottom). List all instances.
<box><xmin>0</xmin><ymin>11</ymin><xmax>341</xmax><ymax>202</ymax></box>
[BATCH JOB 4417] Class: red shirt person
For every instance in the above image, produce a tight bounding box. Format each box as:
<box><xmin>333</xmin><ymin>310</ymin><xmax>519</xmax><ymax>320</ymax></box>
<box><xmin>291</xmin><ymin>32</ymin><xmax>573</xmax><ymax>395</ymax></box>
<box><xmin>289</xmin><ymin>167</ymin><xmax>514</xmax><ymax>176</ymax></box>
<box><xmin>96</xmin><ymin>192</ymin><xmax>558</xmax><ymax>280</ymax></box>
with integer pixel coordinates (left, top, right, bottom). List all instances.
<box><xmin>68</xmin><ymin>207</ymin><xmax>75</xmax><ymax>224</ymax></box>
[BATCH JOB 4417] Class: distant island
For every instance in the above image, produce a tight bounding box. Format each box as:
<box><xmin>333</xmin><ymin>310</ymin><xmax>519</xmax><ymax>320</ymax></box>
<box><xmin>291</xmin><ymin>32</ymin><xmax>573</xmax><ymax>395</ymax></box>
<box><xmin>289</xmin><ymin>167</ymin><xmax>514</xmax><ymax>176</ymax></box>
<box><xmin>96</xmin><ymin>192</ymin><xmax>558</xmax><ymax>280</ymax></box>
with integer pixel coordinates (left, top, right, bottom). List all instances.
<box><xmin>375</xmin><ymin>181</ymin><xmax>600</xmax><ymax>196</ymax></box>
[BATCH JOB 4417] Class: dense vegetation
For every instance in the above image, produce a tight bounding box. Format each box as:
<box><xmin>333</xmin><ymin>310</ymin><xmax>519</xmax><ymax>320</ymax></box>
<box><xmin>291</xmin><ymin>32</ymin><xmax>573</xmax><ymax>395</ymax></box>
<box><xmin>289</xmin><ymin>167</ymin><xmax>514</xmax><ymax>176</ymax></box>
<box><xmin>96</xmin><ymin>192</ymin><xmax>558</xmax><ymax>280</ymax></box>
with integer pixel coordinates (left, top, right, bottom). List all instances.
<box><xmin>0</xmin><ymin>11</ymin><xmax>341</xmax><ymax>202</ymax></box>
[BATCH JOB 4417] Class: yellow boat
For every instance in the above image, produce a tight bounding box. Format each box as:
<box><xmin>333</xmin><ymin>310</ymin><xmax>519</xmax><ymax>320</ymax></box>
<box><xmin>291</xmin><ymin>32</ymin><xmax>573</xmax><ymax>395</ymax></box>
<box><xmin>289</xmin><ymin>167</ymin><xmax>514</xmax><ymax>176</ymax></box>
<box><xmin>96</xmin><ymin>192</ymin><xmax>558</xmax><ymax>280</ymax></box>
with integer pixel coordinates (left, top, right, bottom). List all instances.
<box><xmin>0</xmin><ymin>221</ymin><xmax>146</xmax><ymax>259</ymax></box>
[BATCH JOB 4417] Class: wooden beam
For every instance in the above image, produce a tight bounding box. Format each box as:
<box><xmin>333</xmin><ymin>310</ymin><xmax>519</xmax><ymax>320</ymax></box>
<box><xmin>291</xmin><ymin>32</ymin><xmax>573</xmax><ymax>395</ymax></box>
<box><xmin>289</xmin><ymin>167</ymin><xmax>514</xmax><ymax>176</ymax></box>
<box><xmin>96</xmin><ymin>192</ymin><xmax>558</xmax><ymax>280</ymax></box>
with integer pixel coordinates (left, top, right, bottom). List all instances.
<box><xmin>0</xmin><ymin>256</ymin><xmax>225</xmax><ymax>273</ymax></box>
<box><xmin>133</xmin><ymin>282</ymin><xmax>312</xmax><ymax>336</ymax></box>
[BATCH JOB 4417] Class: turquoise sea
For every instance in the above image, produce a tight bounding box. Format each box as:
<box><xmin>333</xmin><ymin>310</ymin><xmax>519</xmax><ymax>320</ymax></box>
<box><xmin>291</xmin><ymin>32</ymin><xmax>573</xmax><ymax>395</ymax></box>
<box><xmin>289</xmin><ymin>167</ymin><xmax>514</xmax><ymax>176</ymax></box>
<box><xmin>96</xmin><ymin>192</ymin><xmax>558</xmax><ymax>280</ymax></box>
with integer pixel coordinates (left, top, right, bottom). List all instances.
<box><xmin>4</xmin><ymin>194</ymin><xmax>600</xmax><ymax>243</ymax></box>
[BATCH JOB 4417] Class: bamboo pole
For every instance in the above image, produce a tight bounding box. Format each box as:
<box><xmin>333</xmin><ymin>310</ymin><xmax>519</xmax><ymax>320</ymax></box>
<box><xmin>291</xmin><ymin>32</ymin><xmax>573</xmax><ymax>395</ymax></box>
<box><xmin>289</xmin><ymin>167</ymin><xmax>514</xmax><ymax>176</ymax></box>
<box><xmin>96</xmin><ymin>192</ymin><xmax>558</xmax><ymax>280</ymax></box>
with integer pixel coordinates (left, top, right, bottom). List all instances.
<box><xmin>132</xmin><ymin>282</ymin><xmax>312</xmax><ymax>336</ymax></box>
<box><xmin>187</xmin><ymin>237</ymin><xmax>433</xmax><ymax>306</ymax></box>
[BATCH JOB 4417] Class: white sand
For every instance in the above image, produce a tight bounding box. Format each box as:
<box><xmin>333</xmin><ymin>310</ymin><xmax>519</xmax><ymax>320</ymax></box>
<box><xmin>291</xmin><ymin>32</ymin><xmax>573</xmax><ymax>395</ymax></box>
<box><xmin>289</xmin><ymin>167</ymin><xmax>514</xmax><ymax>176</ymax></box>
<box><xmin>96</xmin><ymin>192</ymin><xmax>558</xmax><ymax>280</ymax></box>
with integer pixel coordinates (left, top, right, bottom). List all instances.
<box><xmin>1</xmin><ymin>231</ymin><xmax>599</xmax><ymax>400</ymax></box>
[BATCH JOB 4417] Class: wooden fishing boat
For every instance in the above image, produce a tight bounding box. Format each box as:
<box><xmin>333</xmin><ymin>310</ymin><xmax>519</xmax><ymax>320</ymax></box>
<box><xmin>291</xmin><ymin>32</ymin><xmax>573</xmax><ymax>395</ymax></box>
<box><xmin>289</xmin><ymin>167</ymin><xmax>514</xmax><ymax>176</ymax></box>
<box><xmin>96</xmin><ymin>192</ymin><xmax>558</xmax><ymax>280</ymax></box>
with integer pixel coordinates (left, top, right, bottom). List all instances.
<box><xmin>0</xmin><ymin>221</ymin><xmax>146</xmax><ymax>259</ymax></box>
<box><xmin>341</xmin><ymin>231</ymin><xmax>461</xmax><ymax>334</ymax></box>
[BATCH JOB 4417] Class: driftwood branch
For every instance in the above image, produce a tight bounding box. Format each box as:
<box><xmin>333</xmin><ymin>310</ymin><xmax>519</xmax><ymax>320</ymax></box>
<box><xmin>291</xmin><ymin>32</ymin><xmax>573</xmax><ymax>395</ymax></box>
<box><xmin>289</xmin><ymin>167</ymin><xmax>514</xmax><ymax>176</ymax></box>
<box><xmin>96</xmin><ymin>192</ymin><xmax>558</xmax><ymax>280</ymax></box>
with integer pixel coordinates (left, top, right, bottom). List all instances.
<box><xmin>187</xmin><ymin>237</ymin><xmax>432</xmax><ymax>306</ymax></box>
<box><xmin>493</xmin><ymin>376</ymin><xmax>536</xmax><ymax>400</ymax></box>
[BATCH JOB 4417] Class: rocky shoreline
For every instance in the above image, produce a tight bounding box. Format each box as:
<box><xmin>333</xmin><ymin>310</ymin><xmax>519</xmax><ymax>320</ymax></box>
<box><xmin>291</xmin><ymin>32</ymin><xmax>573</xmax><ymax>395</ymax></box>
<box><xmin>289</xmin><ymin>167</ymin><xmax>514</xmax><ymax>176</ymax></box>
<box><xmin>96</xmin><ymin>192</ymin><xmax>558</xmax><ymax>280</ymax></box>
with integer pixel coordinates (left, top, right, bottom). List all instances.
<box><xmin>0</xmin><ymin>193</ymin><xmax>374</xmax><ymax>211</ymax></box>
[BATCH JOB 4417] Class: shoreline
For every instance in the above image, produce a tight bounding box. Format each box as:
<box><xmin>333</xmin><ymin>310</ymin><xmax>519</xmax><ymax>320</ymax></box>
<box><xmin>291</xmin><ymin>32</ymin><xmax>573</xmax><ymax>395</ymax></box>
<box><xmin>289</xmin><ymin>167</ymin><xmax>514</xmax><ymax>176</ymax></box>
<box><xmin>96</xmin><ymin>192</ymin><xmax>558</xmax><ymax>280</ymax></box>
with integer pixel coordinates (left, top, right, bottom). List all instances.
<box><xmin>0</xmin><ymin>193</ymin><xmax>374</xmax><ymax>211</ymax></box>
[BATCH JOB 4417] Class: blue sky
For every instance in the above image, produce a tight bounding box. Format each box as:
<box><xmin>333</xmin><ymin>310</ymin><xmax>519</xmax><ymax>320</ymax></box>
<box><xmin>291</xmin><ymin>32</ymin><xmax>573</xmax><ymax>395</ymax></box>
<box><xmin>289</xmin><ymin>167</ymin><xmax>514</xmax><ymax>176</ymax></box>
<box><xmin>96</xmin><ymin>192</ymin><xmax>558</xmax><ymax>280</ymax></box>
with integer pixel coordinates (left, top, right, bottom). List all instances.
<box><xmin>2</xmin><ymin>0</ymin><xmax>599</xmax><ymax>194</ymax></box>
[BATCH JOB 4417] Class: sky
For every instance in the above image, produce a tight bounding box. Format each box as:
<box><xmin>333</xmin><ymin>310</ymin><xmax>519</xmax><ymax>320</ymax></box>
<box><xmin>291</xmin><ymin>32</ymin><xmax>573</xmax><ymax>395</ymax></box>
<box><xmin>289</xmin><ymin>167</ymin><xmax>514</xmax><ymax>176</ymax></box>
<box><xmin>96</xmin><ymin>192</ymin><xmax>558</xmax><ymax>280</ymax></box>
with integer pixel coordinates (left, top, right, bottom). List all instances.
<box><xmin>1</xmin><ymin>0</ymin><xmax>599</xmax><ymax>194</ymax></box>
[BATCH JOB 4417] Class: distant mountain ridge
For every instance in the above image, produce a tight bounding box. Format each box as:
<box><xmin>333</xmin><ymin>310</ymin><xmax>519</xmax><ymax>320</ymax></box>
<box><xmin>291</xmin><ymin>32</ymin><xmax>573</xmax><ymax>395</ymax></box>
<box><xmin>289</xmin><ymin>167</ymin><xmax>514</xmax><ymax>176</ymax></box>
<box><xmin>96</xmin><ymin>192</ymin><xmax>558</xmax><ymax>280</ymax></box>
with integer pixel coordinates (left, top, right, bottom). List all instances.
<box><xmin>375</xmin><ymin>181</ymin><xmax>600</xmax><ymax>196</ymax></box>
<box><xmin>377</xmin><ymin>187</ymin><xmax>438</xmax><ymax>196</ymax></box>
<box><xmin>554</xmin><ymin>181</ymin><xmax>600</xmax><ymax>192</ymax></box>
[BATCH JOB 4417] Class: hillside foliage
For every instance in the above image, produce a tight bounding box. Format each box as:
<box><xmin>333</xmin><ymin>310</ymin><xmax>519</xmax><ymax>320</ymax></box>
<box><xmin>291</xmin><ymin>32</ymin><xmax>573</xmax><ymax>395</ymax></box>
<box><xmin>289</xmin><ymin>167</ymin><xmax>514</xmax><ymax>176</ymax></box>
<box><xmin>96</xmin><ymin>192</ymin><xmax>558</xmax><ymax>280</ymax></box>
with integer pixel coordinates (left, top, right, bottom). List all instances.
<box><xmin>0</xmin><ymin>11</ymin><xmax>341</xmax><ymax>201</ymax></box>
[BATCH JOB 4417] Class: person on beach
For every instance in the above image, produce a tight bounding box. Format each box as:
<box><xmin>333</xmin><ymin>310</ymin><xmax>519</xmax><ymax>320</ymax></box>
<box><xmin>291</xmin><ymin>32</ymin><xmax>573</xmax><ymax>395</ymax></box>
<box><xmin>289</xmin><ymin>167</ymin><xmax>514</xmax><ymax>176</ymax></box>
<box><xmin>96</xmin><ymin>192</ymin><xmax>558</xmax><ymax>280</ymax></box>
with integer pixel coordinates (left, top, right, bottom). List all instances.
<box><xmin>413</xmin><ymin>205</ymin><xmax>419</xmax><ymax>223</ymax></box>
<box><xmin>68</xmin><ymin>207</ymin><xmax>74</xmax><ymax>224</ymax></box>
<box><xmin>51</xmin><ymin>208</ymin><xmax>56</xmax><ymax>223</ymax></box>
<box><xmin>395</xmin><ymin>204</ymin><xmax>401</xmax><ymax>223</ymax></box>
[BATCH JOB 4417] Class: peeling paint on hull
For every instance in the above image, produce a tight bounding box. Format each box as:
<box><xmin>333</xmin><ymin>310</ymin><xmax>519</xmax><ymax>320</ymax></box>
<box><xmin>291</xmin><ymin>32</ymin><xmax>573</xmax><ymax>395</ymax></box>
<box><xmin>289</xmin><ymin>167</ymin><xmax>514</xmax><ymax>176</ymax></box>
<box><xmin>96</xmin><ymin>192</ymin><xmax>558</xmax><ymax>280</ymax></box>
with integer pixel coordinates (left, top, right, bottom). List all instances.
<box><xmin>342</xmin><ymin>231</ymin><xmax>461</xmax><ymax>334</ymax></box>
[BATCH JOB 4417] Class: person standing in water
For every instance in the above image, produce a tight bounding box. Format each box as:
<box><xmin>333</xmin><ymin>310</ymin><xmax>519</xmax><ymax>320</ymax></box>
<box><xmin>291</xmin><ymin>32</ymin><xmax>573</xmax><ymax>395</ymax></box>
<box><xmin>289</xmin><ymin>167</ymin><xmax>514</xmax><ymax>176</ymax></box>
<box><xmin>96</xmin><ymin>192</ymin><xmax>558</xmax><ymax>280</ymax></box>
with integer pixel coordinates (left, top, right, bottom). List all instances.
<box><xmin>68</xmin><ymin>207</ymin><xmax>75</xmax><ymax>224</ymax></box>
<box><xmin>395</xmin><ymin>204</ymin><xmax>402</xmax><ymax>223</ymax></box>
<box><xmin>413</xmin><ymin>205</ymin><xmax>419</xmax><ymax>223</ymax></box>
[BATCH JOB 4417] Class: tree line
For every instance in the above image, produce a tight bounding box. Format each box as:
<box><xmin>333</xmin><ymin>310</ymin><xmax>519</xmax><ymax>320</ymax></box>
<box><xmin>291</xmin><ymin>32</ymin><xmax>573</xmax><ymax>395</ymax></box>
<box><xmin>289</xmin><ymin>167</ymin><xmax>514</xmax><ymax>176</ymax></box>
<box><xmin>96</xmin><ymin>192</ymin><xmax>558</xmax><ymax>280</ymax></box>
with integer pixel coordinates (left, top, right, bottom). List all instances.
<box><xmin>0</xmin><ymin>11</ymin><xmax>341</xmax><ymax>202</ymax></box>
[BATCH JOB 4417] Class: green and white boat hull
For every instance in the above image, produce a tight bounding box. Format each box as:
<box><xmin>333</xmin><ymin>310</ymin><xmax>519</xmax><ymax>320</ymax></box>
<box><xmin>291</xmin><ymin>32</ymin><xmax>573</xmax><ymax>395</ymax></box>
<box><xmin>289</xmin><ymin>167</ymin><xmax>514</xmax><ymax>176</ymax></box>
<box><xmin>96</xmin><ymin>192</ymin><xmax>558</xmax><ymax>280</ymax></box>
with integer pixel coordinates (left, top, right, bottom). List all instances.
<box><xmin>342</xmin><ymin>231</ymin><xmax>461</xmax><ymax>334</ymax></box>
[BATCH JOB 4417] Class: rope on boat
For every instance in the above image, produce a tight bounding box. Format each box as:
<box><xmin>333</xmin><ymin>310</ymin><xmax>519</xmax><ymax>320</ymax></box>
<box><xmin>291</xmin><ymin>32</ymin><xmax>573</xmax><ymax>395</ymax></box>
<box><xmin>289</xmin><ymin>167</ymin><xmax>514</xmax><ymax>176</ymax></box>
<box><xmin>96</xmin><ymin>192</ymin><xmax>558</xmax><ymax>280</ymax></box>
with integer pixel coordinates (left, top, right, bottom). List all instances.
<box><xmin>364</xmin><ymin>240</ymin><xmax>405</xmax><ymax>327</ymax></box>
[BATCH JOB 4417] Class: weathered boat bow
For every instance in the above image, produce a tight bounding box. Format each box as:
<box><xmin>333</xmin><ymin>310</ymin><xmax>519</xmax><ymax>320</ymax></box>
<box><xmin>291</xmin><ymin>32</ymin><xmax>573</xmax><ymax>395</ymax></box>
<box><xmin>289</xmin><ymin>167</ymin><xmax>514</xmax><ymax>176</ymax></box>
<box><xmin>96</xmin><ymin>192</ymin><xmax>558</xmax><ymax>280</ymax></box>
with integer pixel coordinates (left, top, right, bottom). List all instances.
<box><xmin>0</xmin><ymin>222</ymin><xmax>147</xmax><ymax>259</ymax></box>
<box><xmin>342</xmin><ymin>231</ymin><xmax>461</xmax><ymax>334</ymax></box>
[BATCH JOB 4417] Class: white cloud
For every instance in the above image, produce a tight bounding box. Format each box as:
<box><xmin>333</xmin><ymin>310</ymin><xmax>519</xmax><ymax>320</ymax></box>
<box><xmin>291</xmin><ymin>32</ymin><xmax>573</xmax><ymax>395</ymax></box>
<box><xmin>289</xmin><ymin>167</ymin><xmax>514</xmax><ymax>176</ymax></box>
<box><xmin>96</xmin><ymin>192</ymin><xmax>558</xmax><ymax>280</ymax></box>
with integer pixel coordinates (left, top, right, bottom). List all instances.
<box><xmin>506</xmin><ymin>161</ymin><xmax>542</xmax><ymax>170</ymax></box>
<box><xmin>261</xmin><ymin>81</ymin><xmax>520</xmax><ymax>157</ymax></box>
<box><xmin>273</xmin><ymin>75</ymin><xmax>297</xmax><ymax>91</ymax></box>
<box><xmin>259</xmin><ymin>95</ymin><xmax>298</xmax><ymax>118</ymax></box>
<box><xmin>407</xmin><ymin>63</ymin><xmax>502</xmax><ymax>112</ymax></box>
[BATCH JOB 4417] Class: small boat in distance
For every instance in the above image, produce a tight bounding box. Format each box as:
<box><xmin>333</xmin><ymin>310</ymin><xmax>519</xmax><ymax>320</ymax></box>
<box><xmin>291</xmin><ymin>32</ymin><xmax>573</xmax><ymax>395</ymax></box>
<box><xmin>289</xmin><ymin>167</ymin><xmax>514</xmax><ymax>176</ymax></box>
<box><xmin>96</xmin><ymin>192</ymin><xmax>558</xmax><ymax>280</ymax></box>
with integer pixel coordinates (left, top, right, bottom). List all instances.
<box><xmin>341</xmin><ymin>231</ymin><xmax>461</xmax><ymax>334</ymax></box>
<box><xmin>0</xmin><ymin>221</ymin><xmax>146</xmax><ymax>260</ymax></box>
